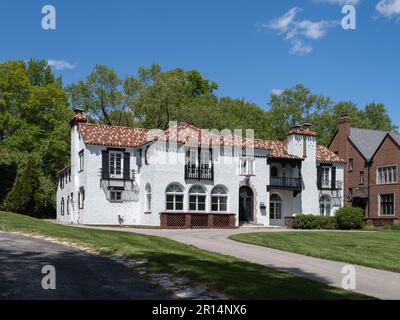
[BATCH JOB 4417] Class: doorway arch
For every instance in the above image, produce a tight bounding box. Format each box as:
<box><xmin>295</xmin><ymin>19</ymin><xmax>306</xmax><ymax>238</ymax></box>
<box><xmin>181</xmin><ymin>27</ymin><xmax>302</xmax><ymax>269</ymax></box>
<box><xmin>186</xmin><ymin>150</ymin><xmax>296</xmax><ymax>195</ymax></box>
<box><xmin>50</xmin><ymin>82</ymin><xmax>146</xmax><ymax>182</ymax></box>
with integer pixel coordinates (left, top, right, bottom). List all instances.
<box><xmin>239</xmin><ymin>186</ymin><xmax>254</xmax><ymax>222</ymax></box>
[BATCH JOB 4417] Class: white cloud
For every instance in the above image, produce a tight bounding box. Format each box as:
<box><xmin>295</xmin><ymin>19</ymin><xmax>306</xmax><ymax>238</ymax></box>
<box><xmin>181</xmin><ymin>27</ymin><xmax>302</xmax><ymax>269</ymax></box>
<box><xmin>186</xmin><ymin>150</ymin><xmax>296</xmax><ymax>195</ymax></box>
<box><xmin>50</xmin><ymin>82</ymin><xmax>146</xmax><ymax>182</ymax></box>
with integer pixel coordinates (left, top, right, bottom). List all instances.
<box><xmin>311</xmin><ymin>0</ymin><xmax>360</xmax><ymax>5</ymax></box>
<box><xmin>376</xmin><ymin>0</ymin><xmax>400</xmax><ymax>17</ymax></box>
<box><xmin>261</xmin><ymin>8</ymin><xmax>338</xmax><ymax>55</ymax></box>
<box><xmin>47</xmin><ymin>59</ymin><xmax>76</xmax><ymax>70</ymax></box>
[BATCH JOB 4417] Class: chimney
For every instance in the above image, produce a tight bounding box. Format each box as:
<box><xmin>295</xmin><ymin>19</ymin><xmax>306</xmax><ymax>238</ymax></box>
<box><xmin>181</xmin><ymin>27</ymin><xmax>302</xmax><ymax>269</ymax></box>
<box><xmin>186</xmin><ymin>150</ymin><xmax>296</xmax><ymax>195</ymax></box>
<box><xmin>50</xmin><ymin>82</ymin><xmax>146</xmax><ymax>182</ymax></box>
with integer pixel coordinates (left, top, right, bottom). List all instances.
<box><xmin>69</xmin><ymin>108</ymin><xmax>87</xmax><ymax>127</ymax></box>
<box><xmin>338</xmin><ymin>114</ymin><xmax>351</xmax><ymax>137</ymax></box>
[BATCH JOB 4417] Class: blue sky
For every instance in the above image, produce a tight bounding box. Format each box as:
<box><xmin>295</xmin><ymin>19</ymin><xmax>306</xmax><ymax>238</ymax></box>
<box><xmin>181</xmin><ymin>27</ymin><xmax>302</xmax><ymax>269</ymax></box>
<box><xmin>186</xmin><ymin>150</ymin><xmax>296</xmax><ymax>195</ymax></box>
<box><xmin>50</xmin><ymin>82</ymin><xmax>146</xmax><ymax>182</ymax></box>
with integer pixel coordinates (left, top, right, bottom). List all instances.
<box><xmin>1</xmin><ymin>0</ymin><xmax>399</xmax><ymax>124</ymax></box>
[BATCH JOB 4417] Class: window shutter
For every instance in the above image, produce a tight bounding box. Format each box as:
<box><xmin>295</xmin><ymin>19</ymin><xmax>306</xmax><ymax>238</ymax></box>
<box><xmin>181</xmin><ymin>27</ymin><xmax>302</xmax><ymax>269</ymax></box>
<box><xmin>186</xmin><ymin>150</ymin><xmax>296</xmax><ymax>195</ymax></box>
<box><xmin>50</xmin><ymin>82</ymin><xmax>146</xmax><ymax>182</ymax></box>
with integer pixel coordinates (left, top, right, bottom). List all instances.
<box><xmin>317</xmin><ymin>166</ymin><xmax>322</xmax><ymax>189</ymax></box>
<box><xmin>102</xmin><ymin>150</ymin><xmax>109</xmax><ymax>179</ymax></box>
<box><xmin>331</xmin><ymin>166</ymin><xmax>336</xmax><ymax>189</ymax></box>
<box><xmin>124</xmin><ymin>152</ymin><xmax>130</xmax><ymax>179</ymax></box>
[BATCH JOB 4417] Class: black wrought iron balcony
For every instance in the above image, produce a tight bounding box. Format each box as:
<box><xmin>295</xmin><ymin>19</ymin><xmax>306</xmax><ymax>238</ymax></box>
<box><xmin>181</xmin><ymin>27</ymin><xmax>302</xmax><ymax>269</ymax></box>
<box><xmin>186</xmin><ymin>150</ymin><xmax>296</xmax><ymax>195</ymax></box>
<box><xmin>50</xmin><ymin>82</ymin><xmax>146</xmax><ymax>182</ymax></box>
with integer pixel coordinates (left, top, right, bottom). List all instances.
<box><xmin>269</xmin><ymin>176</ymin><xmax>302</xmax><ymax>189</ymax></box>
<box><xmin>320</xmin><ymin>179</ymin><xmax>342</xmax><ymax>190</ymax></box>
<box><xmin>185</xmin><ymin>164</ymin><xmax>214</xmax><ymax>180</ymax></box>
<box><xmin>101</xmin><ymin>168</ymin><xmax>136</xmax><ymax>181</ymax></box>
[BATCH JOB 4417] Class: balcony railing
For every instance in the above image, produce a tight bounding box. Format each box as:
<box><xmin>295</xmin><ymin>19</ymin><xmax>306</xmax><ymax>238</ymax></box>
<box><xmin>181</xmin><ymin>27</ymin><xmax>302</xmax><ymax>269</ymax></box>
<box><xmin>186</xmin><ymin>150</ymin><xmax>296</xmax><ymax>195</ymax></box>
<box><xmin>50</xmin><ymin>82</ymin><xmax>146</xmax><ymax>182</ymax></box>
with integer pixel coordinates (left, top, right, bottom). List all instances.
<box><xmin>269</xmin><ymin>176</ymin><xmax>302</xmax><ymax>189</ymax></box>
<box><xmin>101</xmin><ymin>168</ymin><xmax>136</xmax><ymax>181</ymax></box>
<box><xmin>185</xmin><ymin>164</ymin><xmax>214</xmax><ymax>180</ymax></box>
<box><xmin>320</xmin><ymin>179</ymin><xmax>342</xmax><ymax>190</ymax></box>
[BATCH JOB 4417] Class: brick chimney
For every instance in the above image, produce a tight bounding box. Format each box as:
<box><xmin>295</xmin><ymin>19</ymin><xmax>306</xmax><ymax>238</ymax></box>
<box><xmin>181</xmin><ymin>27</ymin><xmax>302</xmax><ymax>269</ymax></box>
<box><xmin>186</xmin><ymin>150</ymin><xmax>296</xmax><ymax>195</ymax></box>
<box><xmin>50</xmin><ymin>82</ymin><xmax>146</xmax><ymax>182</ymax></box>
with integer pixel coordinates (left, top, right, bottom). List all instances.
<box><xmin>338</xmin><ymin>114</ymin><xmax>351</xmax><ymax>137</ymax></box>
<box><xmin>69</xmin><ymin>108</ymin><xmax>87</xmax><ymax>127</ymax></box>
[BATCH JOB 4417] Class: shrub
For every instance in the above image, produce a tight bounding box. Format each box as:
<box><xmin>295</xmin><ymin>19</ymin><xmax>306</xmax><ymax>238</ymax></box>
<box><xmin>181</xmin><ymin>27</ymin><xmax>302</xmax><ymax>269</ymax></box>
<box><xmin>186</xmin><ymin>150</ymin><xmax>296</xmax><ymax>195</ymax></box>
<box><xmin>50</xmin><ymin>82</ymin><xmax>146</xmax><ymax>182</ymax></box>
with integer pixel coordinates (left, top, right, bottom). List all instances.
<box><xmin>334</xmin><ymin>207</ymin><xmax>364</xmax><ymax>230</ymax></box>
<box><xmin>383</xmin><ymin>222</ymin><xmax>400</xmax><ymax>231</ymax></box>
<box><xmin>293</xmin><ymin>214</ymin><xmax>337</xmax><ymax>230</ymax></box>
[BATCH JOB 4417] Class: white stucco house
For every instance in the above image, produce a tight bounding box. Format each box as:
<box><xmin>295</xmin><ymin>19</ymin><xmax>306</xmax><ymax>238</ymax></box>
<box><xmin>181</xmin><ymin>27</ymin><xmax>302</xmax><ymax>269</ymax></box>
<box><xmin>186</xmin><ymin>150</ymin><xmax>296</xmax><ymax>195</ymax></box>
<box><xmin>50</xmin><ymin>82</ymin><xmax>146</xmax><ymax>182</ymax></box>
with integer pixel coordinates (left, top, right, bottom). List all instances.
<box><xmin>56</xmin><ymin>109</ymin><xmax>345</xmax><ymax>228</ymax></box>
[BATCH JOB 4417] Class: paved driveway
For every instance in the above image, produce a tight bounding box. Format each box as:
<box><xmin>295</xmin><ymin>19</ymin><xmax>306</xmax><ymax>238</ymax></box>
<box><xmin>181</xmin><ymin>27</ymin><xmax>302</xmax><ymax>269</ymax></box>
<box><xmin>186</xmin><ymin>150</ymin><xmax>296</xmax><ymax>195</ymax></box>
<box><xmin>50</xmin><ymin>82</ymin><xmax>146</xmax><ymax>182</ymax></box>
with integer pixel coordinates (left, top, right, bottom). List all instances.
<box><xmin>68</xmin><ymin>225</ymin><xmax>400</xmax><ymax>300</ymax></box>
<box><xmin>0</xmin><ymin>232</ymin><xmax>169</xmax><ymax>300</ymax></box>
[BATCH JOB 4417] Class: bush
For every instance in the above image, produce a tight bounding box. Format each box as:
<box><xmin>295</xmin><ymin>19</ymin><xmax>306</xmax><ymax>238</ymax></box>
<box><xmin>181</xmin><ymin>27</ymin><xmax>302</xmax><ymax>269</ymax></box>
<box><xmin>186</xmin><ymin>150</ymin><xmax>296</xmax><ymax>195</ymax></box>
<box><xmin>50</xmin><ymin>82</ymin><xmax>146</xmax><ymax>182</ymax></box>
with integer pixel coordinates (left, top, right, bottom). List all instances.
<box><xmin>334</xmin><ymin>207</ymin><xmax>364</xmax><ymax>230</ymax></box>
<box><xmin>383</xmin><ymin>223</ymin><xmax>400</xmax><ymax>231</ymax></box>
<box><xmin>293</xmin><ymin>214</ymin><xmax>337</xmax><ymax>230</ymax></box>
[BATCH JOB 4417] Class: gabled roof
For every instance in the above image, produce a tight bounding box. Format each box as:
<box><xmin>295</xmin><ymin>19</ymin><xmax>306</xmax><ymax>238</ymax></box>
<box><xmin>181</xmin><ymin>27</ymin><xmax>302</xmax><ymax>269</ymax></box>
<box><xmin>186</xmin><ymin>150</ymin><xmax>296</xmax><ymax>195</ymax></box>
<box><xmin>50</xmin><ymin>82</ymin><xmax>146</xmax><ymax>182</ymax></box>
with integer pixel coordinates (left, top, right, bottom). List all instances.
<box><xmin>316</xmin><ymin>145</ymin><xmax>345</xmax><ymax>164</ymax></box>
<box><xmin>76</xmin><ymin>122</ymin><xmax>343</xmax><ymax>163</ymax></box>
<box><xmin>348</xmin><ymin>128</ymin><xmax>400</xmax><ymax>161</ymax></box>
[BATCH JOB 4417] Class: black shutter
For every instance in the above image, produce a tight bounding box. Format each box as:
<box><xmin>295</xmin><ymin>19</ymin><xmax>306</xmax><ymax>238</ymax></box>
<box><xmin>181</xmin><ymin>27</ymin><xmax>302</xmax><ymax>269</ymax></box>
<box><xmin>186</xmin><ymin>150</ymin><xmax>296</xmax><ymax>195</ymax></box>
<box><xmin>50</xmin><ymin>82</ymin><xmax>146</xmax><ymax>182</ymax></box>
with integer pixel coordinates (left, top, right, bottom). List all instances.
<box><xmin>136</xmin><ymin>149</ymin><xmax>142</xmax><ymax>167</ymax></box>
<box><xmin>124</xmin><ymin>152</ymin><xmax>130</xmax><ymax>179</ymax></box>
<box><xmin>331</xmin><ymin>166</ymin><xmax>336</xmax><ymax>189</ymax></box>
<box><xmin>102</xmin><ymin>150</ymin><xmax>109</xmax><ymax>179</ymax></box>
<box><xmin>317</xmin><ymin>166</ymin><xmax>322</xmax><ymax>189</ymax></box>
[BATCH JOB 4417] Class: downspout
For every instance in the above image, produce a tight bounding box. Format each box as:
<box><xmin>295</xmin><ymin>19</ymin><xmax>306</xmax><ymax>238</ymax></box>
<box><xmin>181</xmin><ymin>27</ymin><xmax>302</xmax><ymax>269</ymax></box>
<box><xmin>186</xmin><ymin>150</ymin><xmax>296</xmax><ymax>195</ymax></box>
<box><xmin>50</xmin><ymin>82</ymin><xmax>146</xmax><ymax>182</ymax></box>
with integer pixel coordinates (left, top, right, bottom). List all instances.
<box><xmin>367</xmin><ymin>160</ymin><xmax>372</xmax><ymax>218</ymax></box>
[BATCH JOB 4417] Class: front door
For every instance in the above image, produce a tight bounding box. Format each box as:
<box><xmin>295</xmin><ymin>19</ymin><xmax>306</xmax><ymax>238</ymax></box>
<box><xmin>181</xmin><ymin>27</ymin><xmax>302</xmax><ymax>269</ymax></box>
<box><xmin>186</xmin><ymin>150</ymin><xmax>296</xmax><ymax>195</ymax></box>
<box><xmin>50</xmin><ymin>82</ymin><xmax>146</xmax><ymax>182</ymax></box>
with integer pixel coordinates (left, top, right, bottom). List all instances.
<box><xmin>270</xmin><ymin>194</ymin><xmax>283</xmax><ymax>226</ymax></box>
<box><xmin>239</xmin><ymin>186</ymin><xmax>253</xmax><ymax>222</ymax></box>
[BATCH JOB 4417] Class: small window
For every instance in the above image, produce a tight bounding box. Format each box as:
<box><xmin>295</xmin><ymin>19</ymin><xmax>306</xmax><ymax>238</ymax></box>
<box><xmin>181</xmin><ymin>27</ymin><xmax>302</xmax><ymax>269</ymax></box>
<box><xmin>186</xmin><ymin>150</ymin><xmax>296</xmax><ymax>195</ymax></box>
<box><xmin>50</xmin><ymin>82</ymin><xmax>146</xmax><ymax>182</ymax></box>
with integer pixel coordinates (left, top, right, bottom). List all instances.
<box><xmin>60</xmin><ymin>175</ymin><xmax>64</xmax><ymax>189</ymax></box>
<box><xmin>349</xmin><ymin>159</ymin><xmax>353</xmax><ymax>172</ymax></box>
<box><xmin>380</xmin><ymin>194</ymin><xmax>394</xmax><ymax>216</ymax></box>
<box><xmin>61</xmin><ymin>198</ymin><xmax>65</xmax><ymax>216</ymax></box>
<box><xmin>348</xmin><ymin>188</ymin><xmax>353</xmax><ymax>201</ymax></box>
<box><xmin>189</xmin><ymin>185</ymin><xmax>206</xmax><ymax>211</ymax></box>
<box><xmin>271</xmin><ymin>166</ymin><xmax>278</xmax><ymax>177</ymax></box>
<box><xmin>67</xmin><ymin>196</ymin><xmax>70</xmax><ymax>215</ymax></box>
<box><xmin>79</xmin><ymin>150</ymin><xmax>84</xmax><ymax>172</ymax></box>
<box><xmin>78</xmin><ymin>187</ymin><xmax>85</xmax><ymax>209</ymax></box>
<box><xmin>321</xmin><ymin>167</ymin><xmax>331</xmax><ymax>188</ymax></box>
<box><xmin>145</xmin><ymin>184</ymin><xmax>151</xmax><ymax>212</ymax></box>
<box><xmin>240</xmin><ymin>157</ymin><xmax>255</xmax><ymax>175</ymax></box>
<box><xmin>110</xmin><ymin>190</ymin><xmax>123</xmax><ymax>202</ymax></box>
<box><xmin>360</xmin><ymin>171</ymin><xmax>365</xmax><ymax>185</ymax></box>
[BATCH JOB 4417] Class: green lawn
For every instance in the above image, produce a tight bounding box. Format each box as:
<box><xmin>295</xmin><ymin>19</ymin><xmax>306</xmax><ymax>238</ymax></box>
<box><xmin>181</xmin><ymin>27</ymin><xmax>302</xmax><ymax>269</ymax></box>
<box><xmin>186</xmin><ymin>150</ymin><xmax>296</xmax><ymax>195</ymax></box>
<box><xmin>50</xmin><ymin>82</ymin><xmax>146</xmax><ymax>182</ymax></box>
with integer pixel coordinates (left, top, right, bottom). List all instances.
<box><xmin>230</xmin><ymin>231</ymin><xmax>400</xmax><ymax>273</ymax></box>
<box><xmin>0</xmin><ymin>212</ymin><xmax>369</xmax><ymax>300</ymax></box>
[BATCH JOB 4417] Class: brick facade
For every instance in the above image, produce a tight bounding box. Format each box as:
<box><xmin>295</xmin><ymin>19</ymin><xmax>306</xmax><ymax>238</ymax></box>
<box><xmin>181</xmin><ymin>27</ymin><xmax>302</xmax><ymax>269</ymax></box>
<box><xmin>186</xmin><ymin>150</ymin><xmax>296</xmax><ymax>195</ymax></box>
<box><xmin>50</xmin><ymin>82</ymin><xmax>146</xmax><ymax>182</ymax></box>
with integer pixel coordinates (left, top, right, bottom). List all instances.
<box><xmin>329</xmin><ymin>116</ymin><xmax>400</xmax><ymax>224</ymax></box>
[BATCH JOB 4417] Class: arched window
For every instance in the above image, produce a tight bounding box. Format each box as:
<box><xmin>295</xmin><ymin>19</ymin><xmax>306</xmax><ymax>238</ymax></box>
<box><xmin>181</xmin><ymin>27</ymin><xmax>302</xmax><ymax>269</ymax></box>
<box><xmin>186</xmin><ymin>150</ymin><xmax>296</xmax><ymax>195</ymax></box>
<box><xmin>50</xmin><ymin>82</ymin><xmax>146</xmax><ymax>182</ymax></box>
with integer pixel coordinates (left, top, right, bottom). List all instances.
<box><xmin>67</xmin><ymin>195</ymin><xmax>70</xmax><ymax>215</ymax></box>
<box><xmin>271</xmin><ymin>166</ymin><xmax>278</xmax><ymax>177</ymax></box>
<box><xmin>61</xmin><ymin>198</ymin><xmax>65</xmax><ymax>216</ymax></box>
<box><xmin>166</xmin><ymin>183</ymin><xmax>184</xmax><ymax>211</ymax></box>
<box><xmin>189</xmin><ymin>185</ymin><xmax>206</xmax><ymax>211</ymax></box>
<box><xmin>145</xmin><ymin>183</ymin><xmax>152</xmax><ymax>212</ymax></box>
<box><xmin>211</xmin><ymin>185</ymin><xmax>228</xmax><ymax>212</ymax></box>
<box><xmin>320</xmin><ymin>195</ymin><xmax>332</xmax><ymax>216</ymax></box>
<box><xmin>270</xmin><ymin>194</ymin><xmax>282</xmax><ymax>220</ymax></box>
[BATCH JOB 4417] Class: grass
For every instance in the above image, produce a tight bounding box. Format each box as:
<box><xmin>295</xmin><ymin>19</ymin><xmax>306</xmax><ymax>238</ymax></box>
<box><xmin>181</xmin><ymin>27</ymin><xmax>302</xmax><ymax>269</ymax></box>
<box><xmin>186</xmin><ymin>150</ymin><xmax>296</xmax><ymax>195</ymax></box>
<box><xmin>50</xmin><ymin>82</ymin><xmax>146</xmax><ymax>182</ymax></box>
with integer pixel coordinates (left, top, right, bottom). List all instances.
<box><xmin>0</xmin><ymin>211</ymin><xmax>369</xmax><ymax>300</ymax></box>
<box><xmin>230</xmin><ymin>230</ymin><xmax>400</xmax><ymax>273</ymax></box>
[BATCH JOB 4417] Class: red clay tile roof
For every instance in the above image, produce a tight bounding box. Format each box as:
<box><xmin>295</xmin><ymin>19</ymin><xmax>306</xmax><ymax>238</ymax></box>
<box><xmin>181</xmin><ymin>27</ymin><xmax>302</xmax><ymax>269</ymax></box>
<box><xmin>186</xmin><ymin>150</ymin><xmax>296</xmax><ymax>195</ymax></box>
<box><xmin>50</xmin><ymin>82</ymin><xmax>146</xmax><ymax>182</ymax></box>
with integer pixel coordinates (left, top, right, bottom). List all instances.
<box><xmin>78</xmin><ymin>123</ymin><xmax>149</xmax><ymax>148</ymax></box>
<box><xmin>316</xmin><ymin>145</ymin><xmax>345</xmax><ymax>164</ymax></box>
<box><xmin>255</xmin><ymin>140</ymin><xmax>303</xmax><ymax>160</ymax></box>
<box><xmin>77</xmin><ymin>122</ymin><xmax>344</xmax><ymax>163</ymax></box>
<box><xmin>287</xmin><ymin>128</ymin><xmax>318</xmax><ymax>137</ymax></box>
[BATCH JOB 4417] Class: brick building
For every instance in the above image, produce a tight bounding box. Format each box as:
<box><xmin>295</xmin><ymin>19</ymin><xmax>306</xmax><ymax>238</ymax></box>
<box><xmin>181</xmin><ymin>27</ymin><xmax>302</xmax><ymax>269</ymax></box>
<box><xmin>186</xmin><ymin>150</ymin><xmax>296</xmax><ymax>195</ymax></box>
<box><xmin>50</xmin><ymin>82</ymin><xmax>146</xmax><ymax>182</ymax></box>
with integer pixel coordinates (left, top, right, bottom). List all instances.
<box><xmin>329</xmin><ymin>115</ymin><xmax>400</xmax><ymax>225</ymax></box>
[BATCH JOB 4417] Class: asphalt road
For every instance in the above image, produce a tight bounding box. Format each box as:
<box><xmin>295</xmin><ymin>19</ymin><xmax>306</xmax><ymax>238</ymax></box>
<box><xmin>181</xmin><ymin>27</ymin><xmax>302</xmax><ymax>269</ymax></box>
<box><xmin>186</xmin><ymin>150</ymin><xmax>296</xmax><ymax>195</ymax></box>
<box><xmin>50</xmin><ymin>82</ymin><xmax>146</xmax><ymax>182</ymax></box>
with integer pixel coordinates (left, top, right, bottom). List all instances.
<box><xmin>0</xmin><ymin>232</ymin><xmax>169</xmax><ymax>300</ymax></box>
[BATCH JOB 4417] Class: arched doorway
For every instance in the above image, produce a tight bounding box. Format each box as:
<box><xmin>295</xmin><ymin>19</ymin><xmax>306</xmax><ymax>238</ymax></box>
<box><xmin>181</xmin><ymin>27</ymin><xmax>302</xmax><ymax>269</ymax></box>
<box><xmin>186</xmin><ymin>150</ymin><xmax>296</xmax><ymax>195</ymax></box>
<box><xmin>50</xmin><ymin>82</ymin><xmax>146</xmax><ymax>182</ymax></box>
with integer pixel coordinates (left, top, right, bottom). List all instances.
<box><xmin>239</xmin><ymin>186</ymin><xmax>254</xmax><ymax>223</ymax></box>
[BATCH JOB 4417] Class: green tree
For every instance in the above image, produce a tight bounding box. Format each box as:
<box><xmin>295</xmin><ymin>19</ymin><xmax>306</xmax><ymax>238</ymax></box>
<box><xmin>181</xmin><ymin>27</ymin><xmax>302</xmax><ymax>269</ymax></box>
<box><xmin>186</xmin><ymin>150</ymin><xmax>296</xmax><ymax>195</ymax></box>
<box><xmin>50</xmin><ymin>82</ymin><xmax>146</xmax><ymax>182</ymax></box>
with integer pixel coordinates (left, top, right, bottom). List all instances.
<box><xmin>2</xmin><ymin>157</ymin><xmax>42</xmax><ymax>217</ymax></box>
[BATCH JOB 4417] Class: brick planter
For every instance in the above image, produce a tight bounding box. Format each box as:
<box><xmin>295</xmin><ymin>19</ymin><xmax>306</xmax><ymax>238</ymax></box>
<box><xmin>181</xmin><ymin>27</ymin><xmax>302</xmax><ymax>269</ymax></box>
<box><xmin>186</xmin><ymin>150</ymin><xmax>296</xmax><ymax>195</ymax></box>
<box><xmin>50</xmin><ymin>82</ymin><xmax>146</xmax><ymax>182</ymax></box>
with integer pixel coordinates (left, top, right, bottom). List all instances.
<box><xmin>160</xmin><ymin>212</ymin><xmax>236</xmax><ymax>229</ymax></box>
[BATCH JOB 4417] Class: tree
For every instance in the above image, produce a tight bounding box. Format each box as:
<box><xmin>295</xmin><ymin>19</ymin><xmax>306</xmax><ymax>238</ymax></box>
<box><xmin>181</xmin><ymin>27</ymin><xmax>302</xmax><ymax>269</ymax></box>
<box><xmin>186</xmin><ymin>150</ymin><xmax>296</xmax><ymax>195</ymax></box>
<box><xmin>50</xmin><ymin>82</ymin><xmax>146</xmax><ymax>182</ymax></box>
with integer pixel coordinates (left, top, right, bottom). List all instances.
<box><xmin>2</xmin><ymin>157</ymin><xmax>42</xmax><ymax>217</ymax></box>
<box><xmin>265</xmin><ymin>84</ymin><xmax>397</xmax><ymax>145</ymax></box>
<box><xmin>0</xmin><ymin>59</ymin><xmax>72</xmax><ymax>216</ymax></box>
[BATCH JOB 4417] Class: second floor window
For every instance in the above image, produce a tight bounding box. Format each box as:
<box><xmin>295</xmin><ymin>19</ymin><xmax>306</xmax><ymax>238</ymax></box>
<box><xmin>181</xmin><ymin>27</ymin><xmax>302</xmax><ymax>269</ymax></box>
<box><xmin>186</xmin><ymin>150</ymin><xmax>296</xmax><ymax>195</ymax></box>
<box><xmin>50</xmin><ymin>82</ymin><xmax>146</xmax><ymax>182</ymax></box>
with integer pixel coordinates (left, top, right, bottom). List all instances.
<box><xmin>349</xmin><ymin>158</ymin><xmax>353</xmax><ymax>172</ymax></box>
<box><xmin>321</xmin><ymin>167</ymin><xmax>330</xmax><ymax>188</ymax></box>
<box><xmin>79</xmin><ymin>150</ymin><xmax>84</xmax><ymax>171</ymax></box>
<box><xmin>360</xmin><ymin>171</ymin><xmax>365</xmax><ymax>185</ymax></box>
<box><xmin>109</xmin><ymin>151</ymin><xmax>123</xmax><ymax>178</ymax></box>
<box><xmin>240</xmin><ymin>157</ymin><xmax>255</xmax><ymax>175</ymax></box>
<box><xmin>377</xmin><ymin>166</ymin><xmax>397</xmax><ymax>184</ymax></box>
